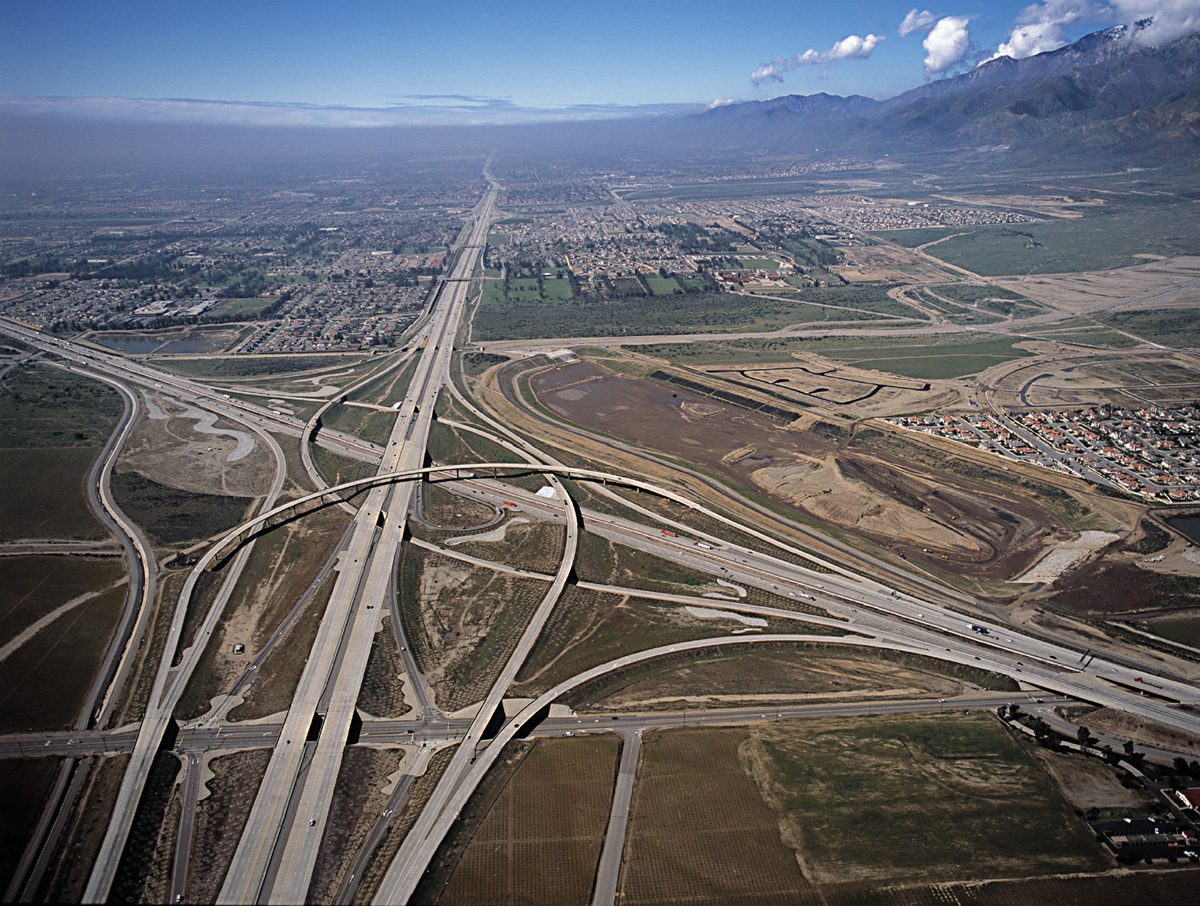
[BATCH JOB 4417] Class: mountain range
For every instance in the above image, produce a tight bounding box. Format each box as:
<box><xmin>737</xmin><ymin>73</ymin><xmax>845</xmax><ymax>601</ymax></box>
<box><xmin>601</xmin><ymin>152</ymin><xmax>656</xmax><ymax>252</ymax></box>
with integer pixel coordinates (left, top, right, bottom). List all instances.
<box><xmin>689</xmin><ymin>20</ymin><xmax>1200</xmax><ymax>168</ymax></box>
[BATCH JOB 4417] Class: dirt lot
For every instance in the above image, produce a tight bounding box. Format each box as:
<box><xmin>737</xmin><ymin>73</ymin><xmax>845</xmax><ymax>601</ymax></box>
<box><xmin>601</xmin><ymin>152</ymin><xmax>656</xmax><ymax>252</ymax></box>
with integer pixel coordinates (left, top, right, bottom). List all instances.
<box><xmin>700</xmin><ymin>358</ymin><xmax>960</xmax><ymax>418</ymax></box>
<box><xmin>981</xmin><ymin>348</ymin><xmax>1200</xmax><ymax>410</ymax></box>
<box><xmin>1030</xmin><ymin>747</ymin><xmax>1156</xmax><ymax>814</ymax></box>
<box><xmin>118</xmin><ymin>394</ymin><xmax>275</xmax><ymax>498</ymax></box>
<box><xmin>830</xmin><ymin>241</ymin><xmax>953</xmax><ymax>284</ymax></box>
<box><xmin>533</xmin><ymin>360</ymin><xmax>1074</xmax><ymax>581</ymax></box>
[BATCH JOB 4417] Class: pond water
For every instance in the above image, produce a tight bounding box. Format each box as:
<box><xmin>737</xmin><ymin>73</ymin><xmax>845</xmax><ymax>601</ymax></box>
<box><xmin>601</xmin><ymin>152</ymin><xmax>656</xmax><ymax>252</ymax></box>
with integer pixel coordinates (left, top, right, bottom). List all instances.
<box><xmin>93</xmin><ymin>335</ymin><xmax>162</xmax><ymax>354</ymax></box>
<box><xmin>1165</xmin><ymin>515</ymin><xmax>1200</xmax><ymax>545</ymax></box>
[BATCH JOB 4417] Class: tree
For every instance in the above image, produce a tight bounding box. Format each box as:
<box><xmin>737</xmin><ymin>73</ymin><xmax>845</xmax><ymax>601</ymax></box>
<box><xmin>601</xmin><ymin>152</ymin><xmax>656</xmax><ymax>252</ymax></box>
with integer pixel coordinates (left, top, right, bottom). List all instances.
<box><xmin>1077</xmin><ymin>726</ymin><xmax>1091</xmax><ymax>751</ymax></box>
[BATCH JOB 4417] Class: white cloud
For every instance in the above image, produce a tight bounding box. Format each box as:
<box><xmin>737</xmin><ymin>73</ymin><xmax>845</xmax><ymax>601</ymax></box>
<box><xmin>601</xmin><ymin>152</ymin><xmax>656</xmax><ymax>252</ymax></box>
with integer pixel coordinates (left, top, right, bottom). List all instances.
<box><xmin>1112</xmin><ymin>1</ymin><xmax>1200</xmax><ymax>46</ymax></box>
<box><xmin>989</xmin><ymin>1</ymin><xmax>1200</xmax><ymax>61</ymax></box>
<box><xmin>708</xmin><ymin>98</ymin><xmax>737</xmax><ymax>108</ymax></box>
<box><xmin>991</xmin><ymin>1</ymin><xmax>1107</xmax><ymax>60</ymax></box>
<box><xmin>751</xmin><ymin>33</ymin><xmax>884</xmax><ymax>83</ymax></box>
<box><xmin>899</xmin><ymin>9</ymin><xmax>938</xmax><ymax>37</ymax></box>
<box><xmin>923</xmin><ymin>16</ymin><xmax>972</xmax><ymax>75</ymax></box>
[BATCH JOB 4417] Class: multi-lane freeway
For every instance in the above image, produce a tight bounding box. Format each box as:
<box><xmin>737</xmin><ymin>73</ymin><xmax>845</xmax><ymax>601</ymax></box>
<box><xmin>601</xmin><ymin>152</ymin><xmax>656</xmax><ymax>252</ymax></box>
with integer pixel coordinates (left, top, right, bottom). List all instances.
<box><xmin>4</xmin><ymin>164</ymin><xmax>1200</xmax><ymax>906</ymax></box>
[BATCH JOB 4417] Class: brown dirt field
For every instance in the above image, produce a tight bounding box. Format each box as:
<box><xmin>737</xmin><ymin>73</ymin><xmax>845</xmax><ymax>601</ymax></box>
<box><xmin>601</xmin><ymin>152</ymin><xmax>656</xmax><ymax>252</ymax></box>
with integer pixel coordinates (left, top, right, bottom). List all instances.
<box><xmin>935</xmin><ymin>192</ymin><xmax>1101</xmax><ymax>219</ymax></box>
<box><xmin>830</xmin><ymin>242</ymin><xmax>953</xmax><ymax>284</ymax></box>
<box><xmin>619</xmin><ymin>727</ymin><xmax>820</xmax><ymax>906</ymax></box>
<box><xmin>118</xmin><ymin>394</ymin><xmax>275</xmax><ymax>498</ymax></box>
<box><xmin>1069</xmin><ymin>708</ymin><xmax>1200</xmax><ymax>756</ymax></box>
<box><xmin>997</xmin><ymin>257</ymin><xmax>1200</xmax><ymax>313</ymax></box>
<box><xmin>700</xmin><ymin>358</ymin><xmax>961</xmax><ymax>420</ymax></box>
<box><xmin>595</xmin><ymin>651</ymin><xmax>962</xmax><ymax>710</ymax></box>
<box><xmin>1030</xmin><ymin>747</ymin><xmax>1156</xmax><ymax>813</ymax></box>
<box><xmin>186</xmin><ymin>749</ymin><xmax>271</xmax><ymax>903</ymax></box>
<box><xmin>436</xmin><ymin>736</ymin><xmax>619</xmax><ymax>906</ymax></box>
<box><xmin>533</xmin><ymin>360</ymin><xmax>1066</xmax><ymax>581</ymax></box>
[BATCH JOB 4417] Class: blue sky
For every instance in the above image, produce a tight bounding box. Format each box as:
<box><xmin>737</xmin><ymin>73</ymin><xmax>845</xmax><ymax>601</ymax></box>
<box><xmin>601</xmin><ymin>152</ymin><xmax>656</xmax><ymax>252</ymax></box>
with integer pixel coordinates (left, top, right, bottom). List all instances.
<box><xmin>1</xmin><ymin>1</ymin><xmax>1196</xmax><ymax>124</ymax></box>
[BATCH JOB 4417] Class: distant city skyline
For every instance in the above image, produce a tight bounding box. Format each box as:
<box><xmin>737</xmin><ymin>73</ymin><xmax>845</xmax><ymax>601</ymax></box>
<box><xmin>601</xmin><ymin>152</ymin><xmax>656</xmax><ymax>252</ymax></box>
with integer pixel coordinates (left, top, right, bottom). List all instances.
<box><xmin>2</xmin><ymin>0</ymin><xmax>1197</xmax><ymax>125</ymax></box>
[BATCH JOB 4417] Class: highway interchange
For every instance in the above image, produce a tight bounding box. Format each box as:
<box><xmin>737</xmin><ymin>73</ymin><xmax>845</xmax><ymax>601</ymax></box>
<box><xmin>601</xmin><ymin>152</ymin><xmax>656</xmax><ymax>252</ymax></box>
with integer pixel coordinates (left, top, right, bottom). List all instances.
<box><xmin>2</xmin><ymin>169</ymin><xmax>1200</xmax><ymax>904</ymax></box>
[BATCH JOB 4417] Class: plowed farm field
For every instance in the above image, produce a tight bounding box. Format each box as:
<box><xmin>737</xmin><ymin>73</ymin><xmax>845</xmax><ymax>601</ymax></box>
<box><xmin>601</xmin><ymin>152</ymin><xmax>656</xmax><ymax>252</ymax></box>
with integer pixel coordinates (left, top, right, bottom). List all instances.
<box><xmin>618</xmin><ymin>727</ymin><xmax>820</xmax><ymax>905</ymax></box>
<box><xmin>438</xmin><ymin>735</ymin><xmax>620</xmax><ymax>905</ymax></box>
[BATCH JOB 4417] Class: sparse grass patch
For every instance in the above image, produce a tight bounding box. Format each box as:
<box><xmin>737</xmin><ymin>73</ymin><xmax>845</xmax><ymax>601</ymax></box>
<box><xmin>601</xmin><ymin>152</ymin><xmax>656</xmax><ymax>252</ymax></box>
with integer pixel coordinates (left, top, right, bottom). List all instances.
<box><xmin>42</xmin><ymin>753</ymin><xmax>129</xmax><ymax>904</ymax></box>
<box><xmin>354</xmin><ymin>747</ymin><xmax>456</xmax><ymax>903</ymax></box>
<box><xmin>224</xmin><ymin>565</ymin><xmax>334</xmax><ymax>721</ymax></box>
<box><xmin>110</xmin><ymin>470</ymin><xmax>254</xmax><ymax>546</ymax></box>
<box><xmin>357</xmin><ymin>614</ymin><xmax>410</xmax><ymax>717</ymax></box>
<box><xmin>1137</xmin><ymin>617</ymin><xmax>1200</xmax><ymax>649</ymax></box>
<box><xmin>307</xmin><ymin>747</ymin><xmax>406</xmax><ymax>904</ymax></box>
<box><xmin>186</xmin><ymin>749</ymin><xmax>271</xmax><ymax>903</ymax></box>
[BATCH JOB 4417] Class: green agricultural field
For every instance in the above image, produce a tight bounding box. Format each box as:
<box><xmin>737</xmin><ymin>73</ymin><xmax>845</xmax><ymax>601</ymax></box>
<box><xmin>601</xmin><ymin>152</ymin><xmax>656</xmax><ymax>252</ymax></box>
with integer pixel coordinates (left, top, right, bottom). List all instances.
<box><xmin>0</xmin><ymin>757</ymin><xmax>62</xmax><ymax>892</ymax></box>
<box><xmin>823</xmin><ymin>336</ymin><xmax>1035</xmax><ymax>379</ymax></box>
<box><xmin>885</xmin><ymin>198</ymin><xmax>1200</xmax><ymax>276</ymax></box>
<box><xmin>109</xmin><ymin>471</ymin><xmax>254</xmax><ymax>546</ymax></box>
<box><xmin>160</xmin><ymin>354</ymin><xmax>367</xmax><ymax>379</ymax></box>
<box><xmin>0</xmin><ymin>365</ymin><xmax>121</xmax><ymax>540</ymax></box>
<box><xmin>540</xmin><ymin>276</ymin><xmax>574</xmax><ymax>300</ymax></box>
<box><xmin>1100</xmin><ymin>310</ymin><xmax>1200</xmax><ymax>348</ymax></box>
<box><xmin>643</xmin><ymin>275</ymin><xmax>684</xmax><ymax>295</ymax></box>
<box><xmin>1139</xmin><ymin>617</ymin><xmax>1200</xmax><ymax>649</ymax></box>
<box><xmin>751</xmin><ymin>712</ymin><xmax>1107</xmax><ymax>887</ymax></box>
<box><xmin>205</xmin><ymin>297</ymin><xmax>276</xmax><ymax>319</ymax></box>
<box><xmin>0</xmin><ymin>448</ymin><xmax>110</xmax><ymax>541</ymax></box>
<box><xmin>473</xmin><ymin>289</ymin><xmax>891</xmax><ymax>341</ymax></box>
